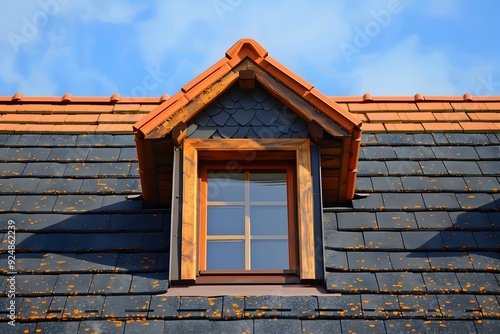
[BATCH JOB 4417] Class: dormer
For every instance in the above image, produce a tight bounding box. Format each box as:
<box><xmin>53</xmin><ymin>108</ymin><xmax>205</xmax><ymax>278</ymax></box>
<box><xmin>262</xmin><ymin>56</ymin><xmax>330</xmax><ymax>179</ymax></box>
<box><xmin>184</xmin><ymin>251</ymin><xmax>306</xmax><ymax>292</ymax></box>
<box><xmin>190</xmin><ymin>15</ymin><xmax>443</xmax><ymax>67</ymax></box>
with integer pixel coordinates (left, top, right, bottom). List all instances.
<box><xmin>133</xmin><ymin>39</ymin><xmax>362</xmax><ymax>283</ymax></box>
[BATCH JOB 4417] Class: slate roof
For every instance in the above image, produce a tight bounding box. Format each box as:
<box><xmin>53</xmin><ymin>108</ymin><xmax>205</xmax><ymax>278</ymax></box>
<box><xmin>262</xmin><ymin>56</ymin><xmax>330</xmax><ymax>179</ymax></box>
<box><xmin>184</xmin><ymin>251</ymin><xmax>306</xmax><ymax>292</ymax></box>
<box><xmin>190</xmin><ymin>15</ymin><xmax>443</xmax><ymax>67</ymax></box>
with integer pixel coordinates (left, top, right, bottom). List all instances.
<box><xmin>1</xmin><ymin>97</ymin><xmax>499</xmax><ymax>331</ymax></box>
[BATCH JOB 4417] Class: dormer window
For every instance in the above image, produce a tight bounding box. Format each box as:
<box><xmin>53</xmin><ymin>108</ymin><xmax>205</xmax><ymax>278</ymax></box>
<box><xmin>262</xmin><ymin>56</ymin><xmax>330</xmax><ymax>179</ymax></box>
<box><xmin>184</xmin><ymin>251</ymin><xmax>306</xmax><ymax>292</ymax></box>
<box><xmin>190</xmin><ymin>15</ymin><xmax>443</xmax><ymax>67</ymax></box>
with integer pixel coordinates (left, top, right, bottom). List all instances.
<box><xmin>133</xmin><ymin>39</ymin><xmax>362</xmax><ymax>284</ymax></box>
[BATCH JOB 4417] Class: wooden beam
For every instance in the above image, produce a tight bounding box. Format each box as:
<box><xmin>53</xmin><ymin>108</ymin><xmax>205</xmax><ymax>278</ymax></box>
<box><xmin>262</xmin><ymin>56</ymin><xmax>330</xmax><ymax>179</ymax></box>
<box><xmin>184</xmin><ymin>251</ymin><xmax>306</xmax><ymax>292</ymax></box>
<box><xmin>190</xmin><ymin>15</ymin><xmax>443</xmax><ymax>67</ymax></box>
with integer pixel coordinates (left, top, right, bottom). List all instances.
<box><xmin>308</xmin><ymin>120</ymin><xmax>323</xmax><ymax>144</ymax></box>
<box><xmin>172</xmin><ymin>121</ymin><xmax>187</xmax><ymax>146</ymax></box>
<box><xmin>239</xmin><ymin>69</ymin><xmax>255</xmax><ymax>89</ymax></box>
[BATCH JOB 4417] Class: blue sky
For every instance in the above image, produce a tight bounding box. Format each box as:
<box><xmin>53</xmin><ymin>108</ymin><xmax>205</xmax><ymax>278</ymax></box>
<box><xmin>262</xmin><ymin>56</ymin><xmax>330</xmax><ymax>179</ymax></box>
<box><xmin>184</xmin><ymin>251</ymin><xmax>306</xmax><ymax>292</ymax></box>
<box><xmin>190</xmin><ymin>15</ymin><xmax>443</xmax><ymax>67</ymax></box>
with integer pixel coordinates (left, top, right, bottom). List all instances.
<box><xmin>1</xmin><ymin>0</ymin><xmax>499</xmax><ymax>97</ymax></box>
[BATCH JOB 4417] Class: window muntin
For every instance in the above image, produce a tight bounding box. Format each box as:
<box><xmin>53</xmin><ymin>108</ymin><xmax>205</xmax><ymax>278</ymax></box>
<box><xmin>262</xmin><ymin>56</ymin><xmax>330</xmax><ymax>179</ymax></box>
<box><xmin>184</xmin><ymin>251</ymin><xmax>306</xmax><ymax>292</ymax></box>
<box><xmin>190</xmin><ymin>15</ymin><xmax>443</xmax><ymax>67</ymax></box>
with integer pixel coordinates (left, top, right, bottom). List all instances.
<box><xmin>200</xmin><ymin>167</ymin><xmax>296</xmax><ymax>272</ymax></box>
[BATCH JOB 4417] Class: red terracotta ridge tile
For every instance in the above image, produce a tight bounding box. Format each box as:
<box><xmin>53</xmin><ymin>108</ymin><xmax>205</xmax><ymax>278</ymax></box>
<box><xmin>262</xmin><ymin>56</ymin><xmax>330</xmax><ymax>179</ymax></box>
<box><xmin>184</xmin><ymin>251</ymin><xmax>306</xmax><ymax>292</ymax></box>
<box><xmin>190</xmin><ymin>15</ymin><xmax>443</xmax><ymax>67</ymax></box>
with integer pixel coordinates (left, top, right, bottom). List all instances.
<box><xmin>112</xmin><ymin>104</ymin><xmax>142</xmax><ymax>112</ymax></box>
<box><xmin>384</xmin><ymin>123</ymin><xmax>424</xmax><ymax>132</ymax></box>
<box><xmin>346</xmin><ymin>103</ymin><xmax>381</xmax><ymax>112</ymax></box>
<box><xmin>225</xmin><ymin>38</ymin><xmax>268</xmax><ymax>60</ymax></box>
<box><xmin>137</xmin><ymin>94</ymin><xmax>189</xmax><ymax>136</ymax></box>
<box><xmin>468</xmin><ymin>112</ymin><xmax>500</xmax><ymax>121</ymax></box>
<box><xmin>417</xmin><ymin>102</ymin><xmax>454</xmax><ymax>111</ymax></box>
<box><xmin>371</xmin><ymin>96</ymin><xmax>416</xmax><ymax>102</ymax></box>
<box><xmin>433</xmin><ymin>112</ymin><xmax>470</xmax><ymax>122</ymax></box>
<box><xmin>182</xmin><ymin>58</ymin><xmax>228</xmax><ymax>93</ymax></box>
<box><xmin>133</xmin><ymin>92</ymin><xmax>183</xmax><ymax>131</ymax></box>
<box><xmin>382</xmin><ymin>102</ymin><xmax>419</xmax><ymax>112</ymax></box>
<box><xmin>184</xmin><ymin>63</ymin><xmax>233</xmax><ymax>102</ymax></box>
<box><xmin>261</xmin><ymin>56</ymin><xmax>314</xmax><ymax>92</ymax></box>
<box><xmin>0</xmin><ymin>104</ymin><xmax>20</xmax><ymax>112</ymax></box>
<box><xmin>139</xmin><ymin>104</ymin><xmax>159</xmax><ymax>112</ymax></box>
<box><xmin>360</xmin><ymin>122</ymin><xmax>386</xmax><ymax>132</ymax></box>
<box><xmin>421</xmin><ymin>122</ymin><xmax>463</xmax><ymax>132</ymax></box>
<box><xmin>450</xmin><ymin>102</ymin><xmax>488</xmax><ymax>111</ymax></box>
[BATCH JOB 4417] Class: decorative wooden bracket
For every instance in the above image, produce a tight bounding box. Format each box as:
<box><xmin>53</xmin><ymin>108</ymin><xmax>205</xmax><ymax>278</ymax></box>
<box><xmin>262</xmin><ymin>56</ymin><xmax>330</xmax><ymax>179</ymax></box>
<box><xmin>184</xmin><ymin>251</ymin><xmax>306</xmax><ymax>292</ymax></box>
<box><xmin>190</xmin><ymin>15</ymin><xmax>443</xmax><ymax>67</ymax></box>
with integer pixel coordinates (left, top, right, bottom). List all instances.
<box><xmin>239</xmin><ymin>69</ymin><xmax>255</xmax><ymax>90</ymax></box>
<box><xmin>308</xmin><ymin>120</ymin><xmax>323</xmax><ymax>144</ymax></box>
<box><xmin>172</xmin><ymin>121</ymin><xmax>187</xmax><ymax>146</ymax></box>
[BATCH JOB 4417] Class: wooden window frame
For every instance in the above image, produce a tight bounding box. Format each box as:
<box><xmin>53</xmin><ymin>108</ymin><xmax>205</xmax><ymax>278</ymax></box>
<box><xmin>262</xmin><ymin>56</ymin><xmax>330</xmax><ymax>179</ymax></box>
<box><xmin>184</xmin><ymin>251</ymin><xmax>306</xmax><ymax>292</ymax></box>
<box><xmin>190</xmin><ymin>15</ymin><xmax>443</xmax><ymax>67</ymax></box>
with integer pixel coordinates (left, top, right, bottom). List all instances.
<box><xmin>200</xmin><ymin>165</ymin><xmax>297</xmax><ymax>273</ymax></box>
<box><xmin>181</xmin><ymin>138</ymin><xmax>315</xmax><ymax>282</ymax></box>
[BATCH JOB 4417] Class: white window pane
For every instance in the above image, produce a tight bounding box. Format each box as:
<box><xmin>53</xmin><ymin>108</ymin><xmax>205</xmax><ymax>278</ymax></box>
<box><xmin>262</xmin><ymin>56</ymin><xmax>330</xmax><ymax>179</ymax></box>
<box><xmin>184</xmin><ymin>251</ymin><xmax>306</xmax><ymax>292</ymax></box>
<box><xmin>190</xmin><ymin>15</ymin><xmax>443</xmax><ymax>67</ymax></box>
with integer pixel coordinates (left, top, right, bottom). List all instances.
<box><xmin>207</xmin><ymin>241</ymin><xmax>244</xmax><ymax>270</ymax></box>
<box><xmin>251</xmin><ymin>239</ymin><xmax>289</xmax><ymax>270</ymax></box>
<box><xmin>250</xmin><ymin>205</ymin><xmax>288</xmax><ymax>235</ymax></box>
<box><xmin>207</xmin><ymin>206</ymin><xmax>244</xmax><ymax>235</ymax></box>
<box><xmin>207</xmin><ymin>172</ymin><xmax>245</xmax><ymax>202</ymax></box>
<box><xmin>249</xmin><ymin>172</ymin><xmax>287</xmax><ymax>202</ymax></box>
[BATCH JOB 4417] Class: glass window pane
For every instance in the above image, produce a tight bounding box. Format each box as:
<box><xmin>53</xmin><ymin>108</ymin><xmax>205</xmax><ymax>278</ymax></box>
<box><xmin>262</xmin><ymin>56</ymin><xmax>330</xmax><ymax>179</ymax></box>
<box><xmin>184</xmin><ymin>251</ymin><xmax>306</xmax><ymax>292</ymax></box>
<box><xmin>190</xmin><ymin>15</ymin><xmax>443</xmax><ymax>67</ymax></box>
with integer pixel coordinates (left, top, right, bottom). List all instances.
<box><xmin>207</xmin><ymin>241</ymin><xmax>244</xmax><ymax>270</ymax></box>
<box><xmin>249</xmin><ymin>172</ymin><xmax>287</xmax><ymax>202</ymax></box>
<box><xmin>207</xmin><ymin>206</ymin><xmax>244</xmax><ymax>235</ymax></box>
<box><xmin>207</xmin><ymin>172</ymin><xmax>245</xmax><ymax>202</ymax></box>
<box><xmin>250</xmin><ymin>205</ymin><xmax>288</xmax><ymax>235</ymax></box>
<box><xmin>251</xmin><ymin>239</ymin><xmax>289</xmax><ymax>270</ymax></box>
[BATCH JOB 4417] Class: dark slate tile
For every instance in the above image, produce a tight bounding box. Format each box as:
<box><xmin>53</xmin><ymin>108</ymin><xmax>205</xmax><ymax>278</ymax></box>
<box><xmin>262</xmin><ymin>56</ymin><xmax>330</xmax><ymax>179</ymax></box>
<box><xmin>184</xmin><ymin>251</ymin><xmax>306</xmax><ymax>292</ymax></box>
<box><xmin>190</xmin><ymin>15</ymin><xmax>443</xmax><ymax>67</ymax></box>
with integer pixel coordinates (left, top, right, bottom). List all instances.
<box><xmin>221</xmin><ymin>295</ymin><xmax>244</xmax><ymax>320</ymax></box>
<box><xmin>427</xmin><ymin>251</ymin><xmax>474</xmax><ymax>270</ymax></box>
<box><xmin>389</xmin><ymin>252</ymin><xmax>430</xmax><ymax>270</ymax></box>
<box><xmin>123</xmin><ymin>320</ymin><xmax>164</xmax><ymax>334</ymax></box>
<box><xmin>357</xmin><ymin>161</ymin><xmax>388</xmax><ymax>175</ymax></box>
<box><xmin>361</xmin><ymin>293</ymin><xmax>400</xmax><ymax>318</ymax></box>
<box><xmin>385</xmin><ymin>160</ymin><xmax>423</xmax><ymax>175</ymax></box>
<box><xmin>47</xmin><ymin>295</ymin><xmax>68</xmax><ymax>317</ymax></box>
<box><xmin>179</xmin><ymin>296</ymin><xmax>224</xmax><ymax>319</ymax></box>
<box><xmin>405</xmin><ymin>177</ymin><xmax>467</xmax><ymax>192</ymax></box>
<box><xmin>476</xmin><ymin>295</ymin><xmax>500</xmax><ymax>318</ymax></box>
<box><xmin>47</xmin><ymin>147</ymin><xmax>90</xmax><ymax>161</ymax></box>
<box><xmin>376</xmin><ymin>212</ymin><xmax>417</xmax><ymax>230</ymax></box>
<box><xmin>14</xmin><ymin>274</ymin><xmax>57</xmax><ymax>296</ymax></box>
<box><xmin>12</xmin><ymin>195</ymin><xmax>58</xmax><ymax>212</ymax></box>
<box><xmin>4</xmin><ymin>147</ymin><xmax>52</xmax><ymax>161</ymax></box>
<box><xmin>457</xmin><ymin>273</ymin><xmax>500</xmax><ymax>293</ymax></box>
<box><xmin>326</xmin><ymin>272</ymin><xmax>379</xmax><ymax>293</ymax></box>
<box><xmin>64</xmin><ymin>162</ymin><xmax>101</xmax><ymax>177</ymax></box>
<box><xmin>361</xmin><ymin>133</ymin><xmax>378</xmax><ymax>145</ymax></box>
<box><xmin>88</xmin><ymin>273</ymin><xmax>132</xmax><ymax>294</ymax></box>
<box><xmin>37</xmin><ymin>134</ymin><xmax>78</xmax><ymax>146</ymax></box>
<box><xmin>444</xmin><ymin>160</ymin><xmax>482</xmax><ymax>175</ymax></box>
<box><xmin>99</xmin><ymin>195</ymin><xmax>143</xmax><ymax>212</ymax></box>
<box><xmin>382</xmin><ymin>193</ymin><xmax>425</xmax><ymax>210</ymax></box>
<box><xmin>422</xmin><ymin>272</ymin><xmax>461</xmax><ymax>293</ymax></box>
<box><xmin>14</xmin><ymin>134</ymin><xmax>41</xmax><ymax>146</ymax></box>
<box><xmin>375</xmin><ymin>133</ymin><xmax>415</xmax><ymax>146</ymax></box>
<box><xmin>116</xmin><ymin>253</ymin><xmax>162</xmax><ymax>272</ymax></box>
<box><xmin>102</xmin><ymin>295</ymin><xmax>151</xmax><ymax>319</ymax></box>
<box><xmin>244</xmin><ymin>296</ymin><xmax>281</xmax><ymax>318</ymax></box>
<box><xmin>281</xmin><ymin>296</ymin><xmax>318</xmax><ymax>318</ymax></box>
<box><xmin>474</xmin><ymin>319</ymin><xmax>500</xmax><ymax>333</ymax></box>
<box><xmin>362</xmin><ymin>146</ymin><xmax>396</xmax><ymax>160</ymax></box>
<box><xmin>26</xmin><ymin>214</ymin><xmax>111</xmax><ymax>232</ymax></box>
<box><xmin>0</xmin><ymin>178</ymin><xmax>40</xmax><ymax>194</ymax></box>
<box><xmin>384</xmin><ymin>319</ymin><xmax>427</xmax><ymax>334</ymax></box>
<box><xmin>469</xmin><ymin>252</ymin><xmax>500</xmax><ymax>271</ymax></box>
<box><xmin>118</xmin><ymin>147</ymin><xmax>137</xmax><ymax>161</ymax></box>
<box><xmin>323</xmin><ymin>211</ymin><xmax>337</xmax><ymax>231</ymax></box>
<box><xmin>445</xmin><ymin>133</ymin><xmax>490</xmax><ymax>145</ymax></box>
<box><xmin>473</xmin><ymin>231</ymin><xmax>500</xmax><ymax>249</ymax></box>
<box><xmin>449</xmin><ymin>211</ymin><xmax>493</xmax><ymax>230</ymax></box>
<box><xmin>166</xmin><ymin>319</ymin><xmax>254</xmax><ymax>334</ymax></box>
<box><xmin>363</xmin><ymin>231</ymin><xmax>404</xmax><ymax>250</ymax></box>
<box><xmin>36</xmin><ymin>178</ymin><xmax>83</xmax><ymax>194</ymax></box>
<box><xmin>52</xmin><ymin>195</ymin><xmax>105</xmax><ymax>213</ymax></box>
<box><xmin>376</xmin><ymin>272</ymin><xmax>427</xmax><ymax>293</ymax></box>
<box><xmin>148</xmin><ymin>295</ymin><xmax>179</xmax><ymax>319</ymax></box>
<box><xmin>478</xmin><ymin>160</ymin><xmax>500</xmax><ymax>175</ymax></box>
<box><xmin>398</xmin><ymin>294</ymin><xmax>441</xmax><ymax>318</ymax></box>
<box><xmin>347</xmin><ymin>252</ymin><xmax>392</xmax><ymax>271</ymax></box>
<box><xmin>436</xmin><ymin>295</ymin><xmax>481</xmax><ymax>319</ymax></box>
<box><xmin>325</xmin><ymin>250</ymin><xmax>348</xmax><ymax>271</ymax></box>
<box><xmin>16</xmin><ymin>296</ymin><xmax>52</xmax><ymax>320</ymax></box>
<box><xmin>112</xmin><ymin>135</ymin><xmax>135</xmax><ymax>146</ymax></box>
<box><xmin>63</xmin><ymin>295</ymin><xmax>105</xmax><ymax>319</ymax></box>
<box><xmin>355</xmin><ymin>177</ymin><xmax>372</xmax><ymax>192</ymax></box>
<box><xmin>80</xmin><ymin>178</ymin><xmax>141</xmax><ymax>194</ymax></box>
<box><xmin>432</xmin><ymin>146</ymin><xmax>480</xmax><ymax>160</ymax></box>
<box><xmin>0</xmin><ymin>133</ymin><xmax>10</xmax><ymax>145</ymax></box>
<box><xmin>1</xmin><ymin>162</ymin><xmax>27</xmax><ymax>177</ymax></box>
<box><xmin>415</xmin><ymin>211</ymin><xmax>453</xmax><ymax>229</ymax></box>
<box><xmin>456</xmin><ymin>193</ymin><xmax>497</xmax><ymax>210</ymax></box>
<box><xmin>109</xmin><ymin>213</ymin><xmax>164</xmax><ymax>231</ymax></box>
<box><xmin>465</xmin><ymin>176</ymin><xmax>500</xmax><ymax>191</ymax></box>
<box><xmin>98</xmin><ymin>162</ymin><xmax>132</xmax><ymax>177</ymax></box>
<box><xmin>86</xmin><ymin>147</ymin><xmax>122</xmax><ymax>161</ymax></box>
<box><xmin>352</xmin><ymin>193</ymin><xmax>384</xmax><ymax>211</ymax></box>
<box><xmin>129</xmin><ymin>272</ymin><xmax>168</xmax><ymax>294</ymax></box>
<box><xmin>341</xmin><ymin>319</ymin><xmax>386</xmax><ymax>333</ymax></box>
<box><xmin>317</xmin><ymin>294</ymin><xmax>363</xmax><ymax>318</ymax></box>
<box><xmin>0</xmin><ymin>322</ymin><xmax>36</xmax><ymax>333</ymax></box>
<box><xmin>76</xmin><ymin>134</ymin><xmax>115</xmax><ymax>147</ymax></box>
<box><xmin>419</xmin><ymin>160</ymin><xmax>448</xmax><ymax>175</ymax></box>
<box><xmin>441</xmin><ymin>231</ymin><xmax>478</xmax><ymax>250</ymax></box>
<box><xmin>337</xmin><ymin>212</ymin><xmax>377</xmax><ymax>230</ymax></box>
<box><xmin>301</xmin><ymin>320</ymin><xmax>342</xmax><ymax>334</ymax></box>
<box><xmin>23</xmin><ymin>162</ymin><xmax>66</xmax><ymax>177</ymax></box>
<box><xmin>325</xmin><ymin>231</ymin><xmax>364</xmax><ymax>249</ymax></box>
<box><xmin>401</xmin><ymin>231</ymin><xmax>444</xmax><ymax>250</ymax></box>
<box><xmin>394</xmin><ymin>146</ymin><xmax>435</xmax><ymax>160</ymax></box>
<box><xmin>36</xmin><ymin>321</ymin><xmax>80</xmax><ymax>333</ymax></box>
<box><xmin>0</xmin><ymin>195</ymin><xmax>16</xmax><ymax>212</ymax></box>
<box><xmin>475</xmin><ymin>145</ymin><xmax>500</xmax><ymax>159</ymax></box>
<box><xmin>54</xmin><ymin>273</ymin><xmax>93</xmax><ymax>294</ymax></box>
<box><xmin>128</xmin><ymin>162</ymin><xmax>139</xmax><ymax>177</ymax></box>
<box><xmin>371</xmin><ymin>177</ymin><xmax>403</xmax><ymax>192</ymax></box>
<box><xmin>487</xmin><ymin>133</ymin><xmax>500</xmax><ymax>144</ymax></box>
<box><xmin>488</xmin><ymin>212</ymin><xmax>500</xmax><ymax>229</ymax></box>
<box><xmin>78</xmin><ymin>320</ymin><xmax>125</xmax><ymax>334</ymax></box>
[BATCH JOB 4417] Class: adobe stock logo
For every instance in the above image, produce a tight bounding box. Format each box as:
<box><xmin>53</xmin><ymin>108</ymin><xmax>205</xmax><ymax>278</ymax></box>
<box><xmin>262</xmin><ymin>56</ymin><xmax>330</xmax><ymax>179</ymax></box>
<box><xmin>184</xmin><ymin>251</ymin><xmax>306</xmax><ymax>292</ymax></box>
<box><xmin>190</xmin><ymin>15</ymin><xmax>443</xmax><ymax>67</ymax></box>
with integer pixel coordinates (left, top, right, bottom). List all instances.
<box><xmin>212</xmin><ymin>0</ymin><xmax>243</xmax><ymax>20</ymax></box>
<box><xmin>340</xmin><ymin>0</ymin><xmax>412</xmax><ymax>63</ymax></box>
<box><xmin>6</xmin><ymin>0</ymin><xmax>72</xmax><ymax>52</ymax></box>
